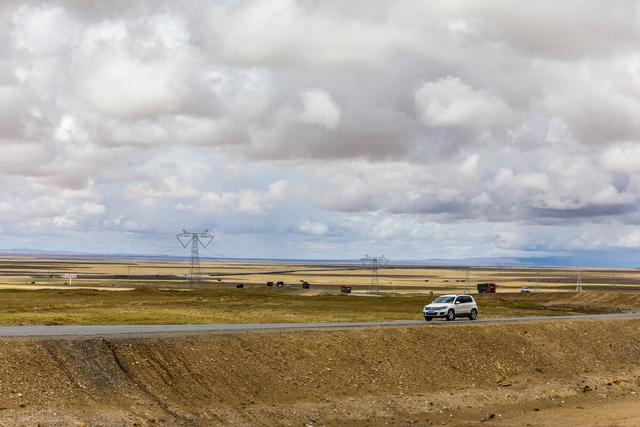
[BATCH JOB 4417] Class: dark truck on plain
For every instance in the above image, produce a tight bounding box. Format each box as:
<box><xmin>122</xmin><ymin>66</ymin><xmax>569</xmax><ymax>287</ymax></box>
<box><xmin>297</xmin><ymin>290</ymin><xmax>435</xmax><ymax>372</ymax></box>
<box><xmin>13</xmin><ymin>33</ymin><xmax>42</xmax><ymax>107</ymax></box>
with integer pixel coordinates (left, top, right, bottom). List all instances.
<box><xmin>476</xmin><ymin>283</ymin><xmax>496</xmax><ymax>293</ymax></box>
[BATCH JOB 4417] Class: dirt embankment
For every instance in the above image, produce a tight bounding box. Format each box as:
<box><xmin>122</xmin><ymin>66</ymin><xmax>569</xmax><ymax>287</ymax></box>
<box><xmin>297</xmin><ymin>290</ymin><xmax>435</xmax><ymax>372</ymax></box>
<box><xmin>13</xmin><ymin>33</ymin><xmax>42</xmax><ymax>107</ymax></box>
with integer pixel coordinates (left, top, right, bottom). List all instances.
<box><xmin>1</xmin><ymin>319</ymin><xmax>640</xmax><ymax>425</ymax></box>
<box><xmin>542</xmin><ymin>292</ymin><xmax>640</xmax><ymax>312</ymax></box>
<box><xmin>478</xmin><ymin>291</ymin><xmax>640</xmax><ymax>314</ymax></box>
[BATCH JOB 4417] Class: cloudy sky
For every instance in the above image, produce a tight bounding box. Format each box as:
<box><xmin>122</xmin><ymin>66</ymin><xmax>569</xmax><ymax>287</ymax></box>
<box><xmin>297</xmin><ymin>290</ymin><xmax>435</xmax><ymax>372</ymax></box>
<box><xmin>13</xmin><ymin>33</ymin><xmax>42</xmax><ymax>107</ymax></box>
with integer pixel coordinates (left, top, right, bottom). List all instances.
<box><xmin>1</xmin><ymin>0</ymin><xmax>640</xmax><ymax>263</ymax></box>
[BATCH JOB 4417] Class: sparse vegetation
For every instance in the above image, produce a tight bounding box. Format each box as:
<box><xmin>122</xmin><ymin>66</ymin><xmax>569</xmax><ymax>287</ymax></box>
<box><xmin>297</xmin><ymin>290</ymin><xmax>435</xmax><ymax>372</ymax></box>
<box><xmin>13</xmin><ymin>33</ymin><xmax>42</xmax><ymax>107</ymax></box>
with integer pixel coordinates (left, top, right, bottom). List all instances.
<box><xmin>0</xmin><ymin>287</ymin><xmax>599</xmax><ymax>326</ymax></box>
<box><xmin>2</xmin><ymin>257</ymin><xmax>639</xmax><ymax>294</ymax></box>
<box><xmin>0</xmin><ymin>258</ymin><xmax>635</xmax><ymax>325</ymax></box>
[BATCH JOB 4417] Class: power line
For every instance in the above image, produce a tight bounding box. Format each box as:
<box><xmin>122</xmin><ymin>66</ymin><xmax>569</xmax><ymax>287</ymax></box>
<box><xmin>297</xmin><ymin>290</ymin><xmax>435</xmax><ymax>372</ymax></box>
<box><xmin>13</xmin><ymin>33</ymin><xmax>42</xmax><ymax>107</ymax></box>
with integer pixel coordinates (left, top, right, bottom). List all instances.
<box><xmin>177</xmin><ymin>229</ymin><xmax>214</xmax><ymax>284</ymax></box>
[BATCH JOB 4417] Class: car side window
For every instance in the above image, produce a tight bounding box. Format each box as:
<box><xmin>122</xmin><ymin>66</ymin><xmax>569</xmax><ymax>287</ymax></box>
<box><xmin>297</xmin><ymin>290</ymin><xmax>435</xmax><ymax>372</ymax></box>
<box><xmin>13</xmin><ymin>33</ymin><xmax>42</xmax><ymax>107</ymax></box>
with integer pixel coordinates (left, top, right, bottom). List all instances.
<box><xmin>464</xmin><ymin>296</ymin><xmax>472</xmax><ymax>303</ymax></box>
<box><xmin>455</xmin><ymin>297</ymin><xmax>462</xmax><ymax>304</ymax></box>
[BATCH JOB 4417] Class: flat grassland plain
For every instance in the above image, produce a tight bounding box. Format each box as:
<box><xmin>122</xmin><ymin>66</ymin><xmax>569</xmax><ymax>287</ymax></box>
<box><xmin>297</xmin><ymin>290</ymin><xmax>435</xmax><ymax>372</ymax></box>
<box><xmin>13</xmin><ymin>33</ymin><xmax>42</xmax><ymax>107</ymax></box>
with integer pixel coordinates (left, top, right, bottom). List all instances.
<box><xmin>0</xmin><ymin>256</ymin><xmax>638</xmax><ymax>325</ymax></box>
<box><xmin>1</xmin><ymin>256</ymin><xmax>640</xmax><ymax>425</ymax></box>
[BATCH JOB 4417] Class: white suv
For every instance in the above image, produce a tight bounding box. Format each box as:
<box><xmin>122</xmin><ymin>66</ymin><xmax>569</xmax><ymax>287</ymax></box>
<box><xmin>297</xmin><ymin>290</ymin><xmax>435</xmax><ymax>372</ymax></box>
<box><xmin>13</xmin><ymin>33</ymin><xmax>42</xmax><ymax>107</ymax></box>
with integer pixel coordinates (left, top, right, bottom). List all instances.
<box><xmin>423</xmin><ymin>294</ymin><xmax>478</xmax><ymax>321</ymax></box>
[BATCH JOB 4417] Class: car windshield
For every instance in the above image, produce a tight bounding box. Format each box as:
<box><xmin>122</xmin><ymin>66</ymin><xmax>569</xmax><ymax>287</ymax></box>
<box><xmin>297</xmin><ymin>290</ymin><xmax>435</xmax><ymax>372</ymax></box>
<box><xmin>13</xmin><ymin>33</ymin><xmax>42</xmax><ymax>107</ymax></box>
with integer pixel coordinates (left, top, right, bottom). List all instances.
<box><xmin>432</xmin><ymin>296</ymin><xmax>455</xmax><ymax>304</ymax></box>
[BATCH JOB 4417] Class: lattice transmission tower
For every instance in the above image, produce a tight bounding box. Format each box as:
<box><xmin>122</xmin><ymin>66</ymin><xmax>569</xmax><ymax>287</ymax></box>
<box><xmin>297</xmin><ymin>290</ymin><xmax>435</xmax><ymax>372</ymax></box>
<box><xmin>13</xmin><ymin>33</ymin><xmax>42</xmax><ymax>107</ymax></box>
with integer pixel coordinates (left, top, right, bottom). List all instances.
<box><xmin>575</xmin><ymin>267</ymin><xmax>583</xmax><ymax>292</ymax></box>
<box><xmin>361</xmin><ymin>255</ymin><xmax>388</xmax><ymax>293</ymax></box>
<box><xmin>464</xmin><ymin>268</ymin><xmax>471</xmax><ymax>294</ymax></box>
<box><xmin>177</xmin><ymin>229</ymin><xmax>214</xmax><ymax>284</ymax></box>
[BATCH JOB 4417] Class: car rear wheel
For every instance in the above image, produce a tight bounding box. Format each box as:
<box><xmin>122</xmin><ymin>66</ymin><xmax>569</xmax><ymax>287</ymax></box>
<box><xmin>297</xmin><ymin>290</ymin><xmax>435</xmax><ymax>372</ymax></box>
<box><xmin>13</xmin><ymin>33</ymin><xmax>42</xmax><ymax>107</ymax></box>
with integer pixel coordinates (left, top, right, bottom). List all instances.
<box><xmin>446</xmin><ymin>309</ymin><xmax>455</xmax><ymax>321</ymax></box>
<box><xmin>424</xmin><ymin>316</ymin><xmax>432</xmax><ymax>321</ymax></box>
<box><xmin>469</xmin><ymin>308</ymin><xmax>477</xmax><ymax>320</ymax></box>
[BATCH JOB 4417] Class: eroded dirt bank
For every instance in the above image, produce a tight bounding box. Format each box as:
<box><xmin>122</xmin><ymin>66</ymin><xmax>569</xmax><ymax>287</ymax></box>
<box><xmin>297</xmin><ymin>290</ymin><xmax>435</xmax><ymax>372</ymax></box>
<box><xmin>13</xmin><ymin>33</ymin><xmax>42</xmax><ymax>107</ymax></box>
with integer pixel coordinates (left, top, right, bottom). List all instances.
<box><xmin>1</xmin><ymin>319</ymin><xmax>640</xmax><ymax>425</ymax></box>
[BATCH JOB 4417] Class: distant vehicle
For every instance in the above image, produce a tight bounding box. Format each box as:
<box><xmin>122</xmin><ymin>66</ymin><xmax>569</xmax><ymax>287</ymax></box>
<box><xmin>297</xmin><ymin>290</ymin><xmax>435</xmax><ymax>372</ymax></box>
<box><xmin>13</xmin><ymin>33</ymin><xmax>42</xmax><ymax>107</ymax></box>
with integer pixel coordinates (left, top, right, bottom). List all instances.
<box><xmin>302</xmin><ymin>281</ymin><xmax>310</xmax><ymax>289</ymax></box>
<box><xmin>276</xmin><ymin>281</ymin><xmax>285</xmax><ymax>288</ymax></box>
<box><xmin>520</xmin><ymin>287</ymin><xmax>530</xmax><ymax>294</ymax></box>
<box><xmin>423</xmin><ymin>294</ymin><xmax>478</xmax><ymax>321</ymax></box>
<box><xmin>476</xmin><ymin>283</ymin><xmax>497</xmax><ymax>294</ymax></box>
<box><xmin>340</xmin><ymin>285</ymin><xmax>352</xmax><ymax>294</ymax></box>
<box><xmin>266</xmin><ymin>281</ymin><xmax>274</xmax><ymax>287</ymax></box>
<box><xmin>236</xmin><ymin>284</ymin><xmax>244</xmax><ymax>289</ymax></box>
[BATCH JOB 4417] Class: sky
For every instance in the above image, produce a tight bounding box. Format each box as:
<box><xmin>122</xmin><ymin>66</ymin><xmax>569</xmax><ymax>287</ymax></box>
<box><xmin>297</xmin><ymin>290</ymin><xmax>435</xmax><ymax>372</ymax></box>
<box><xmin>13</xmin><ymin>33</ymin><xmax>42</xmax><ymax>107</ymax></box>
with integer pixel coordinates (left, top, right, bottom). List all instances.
<box><xmin>1</xmin><ymin>1</ymin><xmax>640</xmax><ymax>264</ymax></box>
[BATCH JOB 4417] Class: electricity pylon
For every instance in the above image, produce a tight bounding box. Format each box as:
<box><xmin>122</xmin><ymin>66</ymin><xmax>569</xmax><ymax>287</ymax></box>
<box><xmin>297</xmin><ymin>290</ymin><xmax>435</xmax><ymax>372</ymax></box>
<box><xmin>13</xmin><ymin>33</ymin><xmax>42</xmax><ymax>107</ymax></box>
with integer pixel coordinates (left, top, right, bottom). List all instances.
<box><xmin>464</xmin><ymin>268</ymin><xmax>471</xmax><ymax>294</ymax></box>
<box><xmin>177</xmin><ymin>229</ymin><xmax>214</xmax><ymax>284</ymax></box>
<box><xmin>361</xmin><ymin>255</ymin><xmax>388</xmax><ymax>293</ymax></box>
<box><xmin>575</xmin><ymin>267</ymin><xmax>583</xmax><ymax>292</ymax></box>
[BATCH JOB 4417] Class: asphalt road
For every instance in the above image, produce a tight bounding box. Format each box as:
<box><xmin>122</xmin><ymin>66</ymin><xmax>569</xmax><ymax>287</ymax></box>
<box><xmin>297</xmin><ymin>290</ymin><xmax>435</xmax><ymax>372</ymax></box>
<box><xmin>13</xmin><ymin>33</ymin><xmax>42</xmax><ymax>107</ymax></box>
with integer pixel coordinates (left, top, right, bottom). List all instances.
<box><xmin>0</xmin><ymin>312</ymin><xmax>639</xmax><ymax>337</ymax></box>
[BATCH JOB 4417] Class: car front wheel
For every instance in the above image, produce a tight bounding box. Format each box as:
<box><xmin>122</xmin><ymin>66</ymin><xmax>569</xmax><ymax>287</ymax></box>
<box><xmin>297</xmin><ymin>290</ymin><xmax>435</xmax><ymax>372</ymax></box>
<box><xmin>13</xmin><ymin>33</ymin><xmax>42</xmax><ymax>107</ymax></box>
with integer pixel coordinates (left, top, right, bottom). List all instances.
<box><xmin>469</xmin><ymin>309</ymin><xmax>477</xmax><ymax>320</ymax></box>
<box><xmin>446</xmin><ymin>309</ymin><xmax>455</xmax><ymax>321</ymax></box>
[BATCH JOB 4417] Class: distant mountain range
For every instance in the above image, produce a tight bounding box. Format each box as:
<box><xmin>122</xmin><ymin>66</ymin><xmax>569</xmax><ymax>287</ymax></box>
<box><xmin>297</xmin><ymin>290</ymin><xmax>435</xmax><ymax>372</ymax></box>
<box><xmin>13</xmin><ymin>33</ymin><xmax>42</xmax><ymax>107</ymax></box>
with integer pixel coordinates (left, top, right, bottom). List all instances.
<box><xmin>0</xmin><ymin>248</ymin><xmax>636</xmax><ymax>269</ymax></box>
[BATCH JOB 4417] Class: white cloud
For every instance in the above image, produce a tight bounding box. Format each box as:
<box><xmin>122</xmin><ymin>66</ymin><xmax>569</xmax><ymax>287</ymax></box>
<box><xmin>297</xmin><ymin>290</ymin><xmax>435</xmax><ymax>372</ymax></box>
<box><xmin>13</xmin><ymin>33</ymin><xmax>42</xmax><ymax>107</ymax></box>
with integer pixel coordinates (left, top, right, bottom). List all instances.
<box><xmin>52</xmin><ymin>215</ymin><xmax>76</xmax><ymax>228</ymax></box>
<box><xmin>208</xmin><ymin>0</ymin><xmax>414</xmax><ymax>66</ymax></box>
<box><xmin>459</xmin><ymin>153</ymin><xmax>480</xmax><ymax>175</ymax></box>
<box><xmin>0</xmin><ymin>202</ymin><xmax>15</xmax><ymax>216</ymax></box>
<box><xmin>123</xmin><ymin>177</ymin><xmax>199</xmax><ymax>205</ymax></box>
<box><xmin>12</xmin><ymin>5</ymin><xmax>78</xmax><ymax>56</ymax></box>
<box><xmin>79</xmin><ymin>202</ymin><xmax>107</xmax><ymax>216</ymax></box>
<box><xmin>298</xmin><ymin>221</ymin><xmax>329</xmax><ymax>235</ymax></box>
<box><xmin>602</xmin><ymin>144</ymin><xmax>640</xmax><ymax>173</ymax></box>
<box><xmin>197</xmin><ymin>181</ymin><xmax>289</xmax><ymax>215</ymax></box>
<box><xmin>615</xmin><ymin>231</ymin><xmax>640</xmax><ymax>249</ymax></box>
<box><xmin>54</xmin><ymin>115</ymin><xmax>88</xmax><ymax>142</ymax></box>
<box><xmin>297</xmin><ymin>89</ymin><xmax>341</xmax><ymax>129</ymax></box>
<box><xmin>415</xmin><ymin>77</ymin><xmax>515</xmax><ymax>130</ymax></box>
<box><xmin>80</xmin><ymin>53</ymin><xmax>188</xmax><ymax>119</ymax></box>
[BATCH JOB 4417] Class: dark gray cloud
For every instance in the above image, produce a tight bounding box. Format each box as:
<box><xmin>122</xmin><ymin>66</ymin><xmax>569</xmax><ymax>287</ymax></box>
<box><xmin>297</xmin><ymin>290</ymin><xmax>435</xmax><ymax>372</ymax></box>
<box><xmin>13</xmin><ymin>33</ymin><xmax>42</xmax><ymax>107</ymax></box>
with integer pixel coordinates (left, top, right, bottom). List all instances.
<box><xmin>530</xmin><ymin>204</ymin><xmax>638</xmax><ymax>219</ymax></box>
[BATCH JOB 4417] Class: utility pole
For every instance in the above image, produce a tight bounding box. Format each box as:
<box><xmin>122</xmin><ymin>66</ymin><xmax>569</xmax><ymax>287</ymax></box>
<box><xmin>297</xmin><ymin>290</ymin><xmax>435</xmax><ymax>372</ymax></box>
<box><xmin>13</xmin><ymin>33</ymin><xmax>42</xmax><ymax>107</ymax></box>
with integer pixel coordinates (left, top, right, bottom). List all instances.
<box><xmin>177</xmin><ymin>229</ymin><xmax>214</xmax><ymax>284</ymax></box>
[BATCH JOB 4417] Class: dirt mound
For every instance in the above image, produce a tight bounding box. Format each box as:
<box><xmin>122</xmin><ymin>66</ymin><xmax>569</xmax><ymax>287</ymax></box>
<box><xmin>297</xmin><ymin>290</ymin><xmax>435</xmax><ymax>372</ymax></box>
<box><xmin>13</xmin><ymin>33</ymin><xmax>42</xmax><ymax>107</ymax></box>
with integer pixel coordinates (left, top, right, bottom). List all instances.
<box><xmin>1</xmin><ymin>319</ymin><xmax>640</xmax><ymax>425</ymax></box>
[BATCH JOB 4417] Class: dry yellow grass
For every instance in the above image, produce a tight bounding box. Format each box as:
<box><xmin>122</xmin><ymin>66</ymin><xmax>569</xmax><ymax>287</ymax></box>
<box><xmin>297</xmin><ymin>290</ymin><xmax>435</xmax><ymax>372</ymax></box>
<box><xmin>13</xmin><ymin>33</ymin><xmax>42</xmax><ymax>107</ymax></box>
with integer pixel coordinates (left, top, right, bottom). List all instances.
<box><xmin>0</xmin><ymin>256</ymin><xmax>637</xmax><ymax>294</ymax></box>
<box><xmin>0</xmin><ymin>256</ymin><xmax>636</xmax><ymax>326</ymax></box>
